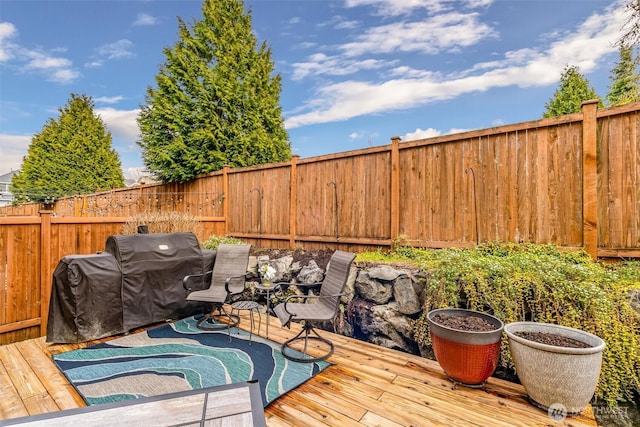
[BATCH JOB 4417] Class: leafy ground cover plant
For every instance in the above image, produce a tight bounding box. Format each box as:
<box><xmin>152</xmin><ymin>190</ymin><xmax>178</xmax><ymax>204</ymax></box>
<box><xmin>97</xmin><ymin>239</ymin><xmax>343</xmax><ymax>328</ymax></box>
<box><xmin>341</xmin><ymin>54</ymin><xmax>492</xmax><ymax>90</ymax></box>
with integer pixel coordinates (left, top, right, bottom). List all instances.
<box><xmin>201</xmin><ymin>234</ymin><xmax>246</xmax><ymax>249</ymax></box>
<box><xmin>379</xmin><ymin>243</ymin><xmax>640</xmax><ymax>408</ymax></box>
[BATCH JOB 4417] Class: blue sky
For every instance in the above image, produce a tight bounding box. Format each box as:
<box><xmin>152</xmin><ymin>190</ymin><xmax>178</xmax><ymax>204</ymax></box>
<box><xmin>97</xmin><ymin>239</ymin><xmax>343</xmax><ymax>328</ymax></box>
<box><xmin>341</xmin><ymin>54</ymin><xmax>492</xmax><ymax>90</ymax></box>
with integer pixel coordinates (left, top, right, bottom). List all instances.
<box><xmin>0</xmin><ymin>0</ymin><xmax>630</xmax><ymax>180</ymax></box>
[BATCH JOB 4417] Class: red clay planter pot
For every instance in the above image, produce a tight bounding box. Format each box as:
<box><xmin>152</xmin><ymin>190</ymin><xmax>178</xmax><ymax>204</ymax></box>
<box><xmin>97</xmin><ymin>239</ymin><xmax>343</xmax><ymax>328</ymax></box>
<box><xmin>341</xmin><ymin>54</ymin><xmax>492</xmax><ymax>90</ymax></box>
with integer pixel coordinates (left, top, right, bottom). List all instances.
<box><xmin>427</xmin><ymin>308</ymin><xmax>504</xmax><ymax>386</ymax></box>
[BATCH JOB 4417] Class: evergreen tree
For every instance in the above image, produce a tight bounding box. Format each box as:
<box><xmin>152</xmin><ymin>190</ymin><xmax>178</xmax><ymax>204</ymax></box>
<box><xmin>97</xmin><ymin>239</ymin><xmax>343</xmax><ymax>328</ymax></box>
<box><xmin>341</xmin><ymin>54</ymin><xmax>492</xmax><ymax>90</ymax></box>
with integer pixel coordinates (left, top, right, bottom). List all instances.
<box><xmin>543</xmin><ymin>65</ymin><xmax>603</xmax><ymax>118</ymax></box>
<box><xmin>606</xmin><ymin>44</ymin><xmax>640</xmax><ymax>107</ymax></box>
<box><xmin>10</xmin><ymin>94</ymin><xmax>125</xmax><ymax>203</ymax></box>
<box><xmin>137</xmin><ymin>0</ymin><xmax>290</xmax><ymax>183</ymax></box>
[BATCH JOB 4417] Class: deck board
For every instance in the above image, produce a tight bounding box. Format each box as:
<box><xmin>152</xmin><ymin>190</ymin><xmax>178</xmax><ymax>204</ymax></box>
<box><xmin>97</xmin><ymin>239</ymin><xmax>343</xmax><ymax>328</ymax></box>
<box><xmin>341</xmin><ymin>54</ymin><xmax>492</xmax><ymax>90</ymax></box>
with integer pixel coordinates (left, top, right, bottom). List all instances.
<box><xmin>0</xmin><ymin>309</ymin><xmax>598</xmax><ymax>426</ymax></box>
<box><xmin>15</xmin><ymin>340</ymin><xmax>85</xmax><ymax>411</ymax></box>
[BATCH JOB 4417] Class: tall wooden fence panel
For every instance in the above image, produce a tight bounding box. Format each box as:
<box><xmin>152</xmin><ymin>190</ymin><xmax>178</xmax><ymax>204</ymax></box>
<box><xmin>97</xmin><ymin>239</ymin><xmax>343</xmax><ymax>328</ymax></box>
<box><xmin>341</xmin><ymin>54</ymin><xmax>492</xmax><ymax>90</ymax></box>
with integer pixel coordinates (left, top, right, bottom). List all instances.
<box><xmin>295</xmin><ymin>149</ymin><xmax>392</xmax><ymax>247</ymax></box>
<box><xmin>227</xmin><ymin>164</ymin><xmax>293</xmax><ymax>248</ymax></box>
<box><xmin>0</xmin><ymin>221</ymin><xmax>41</xmax><ymax>344</ymax></box>
<box><xmin>597</xmin><ymin>105</ymin><xmax>640</xmax><ymax>256</ymax></box>
<box><xmin>397</xmin><ymin>117</ymin><xmax>584</xmax><ymax>248</ymax></box>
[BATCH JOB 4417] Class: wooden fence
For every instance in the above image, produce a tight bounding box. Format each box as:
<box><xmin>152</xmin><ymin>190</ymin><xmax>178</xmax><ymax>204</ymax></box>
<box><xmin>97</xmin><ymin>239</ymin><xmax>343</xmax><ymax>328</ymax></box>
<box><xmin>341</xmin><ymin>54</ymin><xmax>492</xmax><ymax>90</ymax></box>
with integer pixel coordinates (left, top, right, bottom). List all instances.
<box><xmin>1</xmin><ymin>100</ymin><xmax>639</xmax><ymax>344</ymax></box>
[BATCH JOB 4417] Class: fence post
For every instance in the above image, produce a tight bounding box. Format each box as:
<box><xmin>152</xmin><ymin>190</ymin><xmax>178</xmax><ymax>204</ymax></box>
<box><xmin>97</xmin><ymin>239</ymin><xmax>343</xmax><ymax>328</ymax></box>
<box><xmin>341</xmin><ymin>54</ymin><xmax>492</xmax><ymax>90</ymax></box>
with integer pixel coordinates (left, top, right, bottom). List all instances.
<box><xmin>581</xmin><ymin>99</ymin><xmax>599</xmax><ymax>260</ymax></box>
<box><xmin>223</xmin><ymin>165</ymin><xmax>230</xmax><ymax>235</ymax></box>
<box><xmin>39</xmin><ymin>209</ymin><xmax>53</xmax><ymax>335</ymax></box>
<box><xmin>391</xmin><ymin>136</ymin><xmax>401</xmax><ymax>248</ymax></box>
<box><xmin>289</xmin><ymin>155</ymin><xmax>299</xmax><ymax>249</ymax></box>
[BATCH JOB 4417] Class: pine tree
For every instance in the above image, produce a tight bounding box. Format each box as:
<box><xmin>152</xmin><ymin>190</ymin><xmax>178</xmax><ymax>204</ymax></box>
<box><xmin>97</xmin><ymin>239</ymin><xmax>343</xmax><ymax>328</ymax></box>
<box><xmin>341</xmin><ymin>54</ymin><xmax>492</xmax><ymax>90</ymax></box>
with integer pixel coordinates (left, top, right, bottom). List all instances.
<box><xmin>543</xmin><ymin>65</ymin><xmax>603</xmax><ymax>118</ymax></box>
<box><xmin>137</xmin><ymin>0</ymin><xmax>290</xmax><ymax>183</ymax></box>
<box><xmin>10</xmin><ymin>94</ymin><xmax>125</xmax><ymax>203</ymax></box>
<box><xmin>606</xmin><ymin>44</ymin><xmax>640</xmax><ymax>107</ymax></box>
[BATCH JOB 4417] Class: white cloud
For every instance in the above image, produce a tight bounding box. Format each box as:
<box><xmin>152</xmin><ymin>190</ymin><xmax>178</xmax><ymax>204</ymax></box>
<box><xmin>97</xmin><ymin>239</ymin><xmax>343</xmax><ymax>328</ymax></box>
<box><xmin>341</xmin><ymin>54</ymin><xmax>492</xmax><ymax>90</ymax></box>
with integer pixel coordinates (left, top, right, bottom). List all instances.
<box><xmin>285</xmin><ymin>2</ymin><xmax>624</xmax><ymax>129</ymax></box>
<box><xmin>26</xmin><ymin>53</ymin><xmax>72</xmax><ymax>69</ymax></box>
<box><xmin>22</xmin><ymin>50</ymin><xmax>79</xmax><ymax>83</ymax></box>
<box><xmin>448</xmin><ymin>127</ymin><xmax>471</xmax><ymax>134</ymax></box>
<box><xmin>317</xmin><ymin>15</ymin><xmax>354</xmax><ymax>29</ymax></box>
<box><xmin>0</xmin><ymin>134</ymin><xmax>31</xmax><ymax>173</ymax></box>
<box><xmin>123</xmin><ymin>166</ymin><xmax>148</xmax><ymax>181</ymax></box>
<box><xmin>49</xmin><ymin>68</ymin><xmax>80</xmax><ymax>83</ymax></box>
<box><xmin>291</xmin><ymin>7</ymin><xmax>497</xmax><ymax>79</ymax></box>
<box><xmin>0</xmin><ymin>22</ymin><xmax>17</xmax><ymax>62</ymax></box>
<box><xmin>96</xmin><ymin>39</ymin><xmax>135</xmax><ymax>60</ymax></box>
<box><xmin>340</xmin><ymin>12</ymin><xmax>497</xmax><ymax>57</ymax></box>
<box><xmin>402</xmin><ymin>128</ymin><xmax>442</xmax><ymax>141</ymax></box>
<box><xmin>0</xmin><ymin>22</ymin><xmax>79</xmax><ymax>83</ymax></box>
<box><xmin>295</xmin><ymin>41</ymin><xmax>317</xmax><ymax>50</ymax></box>
<box><xmin>95</xmin><ymin>96</ymin><xmax>125</xmax><ymax>104</ymax></box>
<box><xmin>401</xmin><ymin>127</ymin><xmax>472</xmax><ymax>141</ymax></box>
<box><xmin>292</xmin><ymin>54</ymin><xmax>394</xmax><ymax>80</ymax></box>
<box><xmin>389</xmin><ymin>66</ymin><xmax>440</xmax><ymax>79</ymax></box>
<box><xmin>84</xmin><ymin>60</ymin><xmax>103</xmax><ymax>68</ymax></box>
<box><xmin>345</xmin><ymin>0</ymin><xmax>493</xmax><ymax>16</ymax></box>
<box><xmin>334</xmin><ymin>19</ymin><xmax>360</xmax><ymax>30</ymax></box>
<box><xmin>95</xmin><ymin>107</ymin><xmax>140</xmax><ymax>140</ymax></box>
<box><xmin>133</xmin><ymin>13</ymin><xmax>158</xmax><ymax>26</ymax></box>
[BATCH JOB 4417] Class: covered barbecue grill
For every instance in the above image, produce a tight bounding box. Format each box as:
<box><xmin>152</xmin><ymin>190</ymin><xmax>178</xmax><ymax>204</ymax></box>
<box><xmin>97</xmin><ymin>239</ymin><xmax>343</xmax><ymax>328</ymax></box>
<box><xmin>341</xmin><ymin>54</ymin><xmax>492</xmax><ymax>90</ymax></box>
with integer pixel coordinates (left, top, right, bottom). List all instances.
<box><xmin>46</xmin><ymin>232</ymin><xmax>215</xmax><ymax>343</ymax></box>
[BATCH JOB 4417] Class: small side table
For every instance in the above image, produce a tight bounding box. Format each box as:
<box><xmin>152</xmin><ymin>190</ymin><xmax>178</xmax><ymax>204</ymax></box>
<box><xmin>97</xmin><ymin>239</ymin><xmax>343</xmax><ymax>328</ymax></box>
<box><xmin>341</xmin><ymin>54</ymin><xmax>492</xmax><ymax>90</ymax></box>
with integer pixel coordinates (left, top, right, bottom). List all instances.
<box><xmin>230</xmin><ymin>300</ymin><xmax>261</xmax><ymax>344</ymax></box>
<box><xmin>254</xmin><ymin>282</ymin><xmax>282</xmax><ymax>338</ymax></box>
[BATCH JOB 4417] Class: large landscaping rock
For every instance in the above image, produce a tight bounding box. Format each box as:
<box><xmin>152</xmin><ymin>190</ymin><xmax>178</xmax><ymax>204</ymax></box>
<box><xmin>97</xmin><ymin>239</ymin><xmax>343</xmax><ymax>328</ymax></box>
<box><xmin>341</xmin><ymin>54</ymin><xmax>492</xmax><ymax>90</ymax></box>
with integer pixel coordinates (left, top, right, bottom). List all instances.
<box><xmin>356</xmin><ymin>271</ymin><xmax>393</xmax><ymax>304</ymax></box>
<box><xmin>296</xmin><ymin>260</ymin><xmax>324</xmax><ymax>284</ymax></box>
<box><xmin>393</xmin><ymin>274</ymin><xmax>421</xmax><ymax>314</ymax></box>
<box><xmin>270</xmin><ymin>255</ymin><xmax>293</xmax><ymax>282</ymax></box>
<box><xmin>367</xmin><ymin>265</ymin><xmax>402</xmax><ymax>281</ymax></box>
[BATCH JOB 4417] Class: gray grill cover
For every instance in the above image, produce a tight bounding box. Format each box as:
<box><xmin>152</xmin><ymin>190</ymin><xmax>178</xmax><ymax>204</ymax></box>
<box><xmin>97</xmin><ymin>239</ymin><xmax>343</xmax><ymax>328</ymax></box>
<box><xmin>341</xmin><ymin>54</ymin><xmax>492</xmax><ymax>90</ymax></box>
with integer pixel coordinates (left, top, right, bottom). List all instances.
<box><xmin>47</xmin><ymin>232</ymin><xmax>215</xmax><ymax>343</ymax></box>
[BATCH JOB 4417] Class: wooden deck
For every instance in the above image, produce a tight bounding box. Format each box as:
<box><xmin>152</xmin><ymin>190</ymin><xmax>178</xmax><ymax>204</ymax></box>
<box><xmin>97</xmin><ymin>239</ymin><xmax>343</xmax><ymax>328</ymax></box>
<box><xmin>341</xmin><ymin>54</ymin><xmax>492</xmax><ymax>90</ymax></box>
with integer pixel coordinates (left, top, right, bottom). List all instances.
<box><xmin>0</xmin><ymin>310</ymin><xmax>598</xmax><ymax>426</ymax></box>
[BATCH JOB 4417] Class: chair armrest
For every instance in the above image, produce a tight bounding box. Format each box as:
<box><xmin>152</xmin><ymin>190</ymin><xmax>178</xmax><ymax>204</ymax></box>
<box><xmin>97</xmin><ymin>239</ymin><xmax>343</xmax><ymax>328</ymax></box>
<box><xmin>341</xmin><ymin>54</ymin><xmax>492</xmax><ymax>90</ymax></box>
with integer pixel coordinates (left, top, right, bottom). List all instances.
<box><xmin>183</xmin><ymin>270</ymin><xmax>212</xmax><ymax>292</ymax></box>
<box><xmin>224</xmin><ymin>273</ymin><xmax>250</xmax><ymax>294</ymax></box>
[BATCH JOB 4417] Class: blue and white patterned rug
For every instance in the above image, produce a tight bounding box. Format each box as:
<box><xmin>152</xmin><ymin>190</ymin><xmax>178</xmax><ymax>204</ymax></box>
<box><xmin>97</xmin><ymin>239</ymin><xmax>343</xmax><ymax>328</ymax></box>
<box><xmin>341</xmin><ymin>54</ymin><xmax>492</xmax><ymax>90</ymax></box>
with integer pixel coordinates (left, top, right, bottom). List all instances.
<box><xmin>53</xmin><ymin>316</ymin><xmax>330</xmax><ymax>407</ymax></box>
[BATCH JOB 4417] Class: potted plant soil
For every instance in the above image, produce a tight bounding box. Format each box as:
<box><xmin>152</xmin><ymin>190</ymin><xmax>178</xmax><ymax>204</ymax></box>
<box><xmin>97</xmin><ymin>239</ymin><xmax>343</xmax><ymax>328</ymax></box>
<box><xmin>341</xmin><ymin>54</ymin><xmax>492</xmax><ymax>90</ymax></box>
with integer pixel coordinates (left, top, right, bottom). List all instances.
<box><xmin>426</xmin><ymin>308</ymin><xmax>504</xmax><ymax>387</ymax></box>
<box><xmin>504</xmin><ymin>322</ymin><xmax>606</xmax><ymax>415</ymax></box>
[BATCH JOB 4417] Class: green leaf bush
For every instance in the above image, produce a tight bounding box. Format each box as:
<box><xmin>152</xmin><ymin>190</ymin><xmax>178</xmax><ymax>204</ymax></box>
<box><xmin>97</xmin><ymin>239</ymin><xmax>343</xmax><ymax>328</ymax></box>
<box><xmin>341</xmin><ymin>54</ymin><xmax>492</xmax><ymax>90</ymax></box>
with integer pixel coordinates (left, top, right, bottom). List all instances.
<box><xmin>390</xmin><ymin>243</ymin><xmax>640</xmax><ymax>407</ymax></box>
<box><xmin>201</xmin><ymin>234</ymin><xmax>246</xmax><ymax>249</ymax></box>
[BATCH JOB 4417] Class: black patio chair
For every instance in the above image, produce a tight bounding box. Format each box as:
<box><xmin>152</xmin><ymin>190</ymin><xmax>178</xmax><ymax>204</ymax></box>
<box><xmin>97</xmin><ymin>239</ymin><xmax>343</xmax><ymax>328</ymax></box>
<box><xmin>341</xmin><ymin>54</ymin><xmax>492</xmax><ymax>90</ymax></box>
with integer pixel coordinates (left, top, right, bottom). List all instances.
<box><xmin>273</xmin><ymin>250</ymin><xmax>356</xmax><ymax>362</ymax></box>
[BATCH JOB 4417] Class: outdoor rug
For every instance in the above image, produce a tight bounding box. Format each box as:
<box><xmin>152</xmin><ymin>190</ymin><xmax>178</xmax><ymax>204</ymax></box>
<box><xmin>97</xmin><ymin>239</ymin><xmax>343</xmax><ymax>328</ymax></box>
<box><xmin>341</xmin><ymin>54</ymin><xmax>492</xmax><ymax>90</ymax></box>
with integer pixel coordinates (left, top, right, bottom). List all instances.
<box><xmin>53</xmin><ymin>316</ymin><xmax>330</xmax><ymax>407</ymax></box>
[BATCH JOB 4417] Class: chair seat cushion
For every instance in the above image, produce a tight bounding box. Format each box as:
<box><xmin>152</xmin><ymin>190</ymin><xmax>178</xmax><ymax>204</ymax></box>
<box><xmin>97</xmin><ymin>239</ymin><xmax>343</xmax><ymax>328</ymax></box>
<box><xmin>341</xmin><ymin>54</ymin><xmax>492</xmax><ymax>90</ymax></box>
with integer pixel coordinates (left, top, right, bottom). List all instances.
<box><xmin>274</xmin><ymin>302</ymin><xmax>334</xmax><ymax>324</ymax></box>
<box><xmin>186</xmin><ymin>286</ymin><xmax>227</xmax><ymax>303</ymax></box>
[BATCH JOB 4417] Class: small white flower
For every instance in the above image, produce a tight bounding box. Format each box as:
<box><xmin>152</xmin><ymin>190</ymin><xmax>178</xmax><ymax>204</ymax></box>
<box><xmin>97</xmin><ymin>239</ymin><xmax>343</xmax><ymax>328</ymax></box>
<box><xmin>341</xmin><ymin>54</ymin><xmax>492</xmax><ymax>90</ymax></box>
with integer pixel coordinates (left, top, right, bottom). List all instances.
<box><xmin>259</xmin><ymin>264</ymin><xmax>276</xmax><ymax>280</ymax></box>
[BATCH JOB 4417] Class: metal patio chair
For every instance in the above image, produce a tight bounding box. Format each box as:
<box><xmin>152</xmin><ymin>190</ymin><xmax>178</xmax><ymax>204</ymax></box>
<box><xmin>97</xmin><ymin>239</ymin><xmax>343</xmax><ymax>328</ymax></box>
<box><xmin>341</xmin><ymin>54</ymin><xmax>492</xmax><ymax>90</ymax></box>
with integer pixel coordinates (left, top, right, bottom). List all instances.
<box><xmin>183</xmin><ymin>244</ymin><xmax>251</xmax><ymax>337</ymax></box>
<box><xmin>273</xmin><ymin>250</ymin><xmax>356</xmax><ymax>362</ymax></box>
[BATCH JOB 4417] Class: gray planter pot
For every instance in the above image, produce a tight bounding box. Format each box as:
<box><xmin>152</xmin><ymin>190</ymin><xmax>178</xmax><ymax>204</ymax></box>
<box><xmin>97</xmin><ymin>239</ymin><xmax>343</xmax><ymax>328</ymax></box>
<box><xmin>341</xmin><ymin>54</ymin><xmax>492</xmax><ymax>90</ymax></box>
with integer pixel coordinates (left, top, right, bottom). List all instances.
<box><xmin>504</xmin><ymin>322</ymin><xmax>606</xmax><ymax>415</ymax></box>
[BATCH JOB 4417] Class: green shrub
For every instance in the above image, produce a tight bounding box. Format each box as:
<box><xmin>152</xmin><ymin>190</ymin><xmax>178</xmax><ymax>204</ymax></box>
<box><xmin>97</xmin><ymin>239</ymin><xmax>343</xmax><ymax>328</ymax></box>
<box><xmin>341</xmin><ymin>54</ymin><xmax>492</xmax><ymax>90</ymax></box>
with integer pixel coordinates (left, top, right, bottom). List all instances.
<box><xmin>202</xmin><ymin>235</ymin><xmax>246</xmax><ymax>250</ymax></box>
<box><xmin>403</xmin><ymin>243</ymin><xmax>640</xmax><ymax>407</ymax></box>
